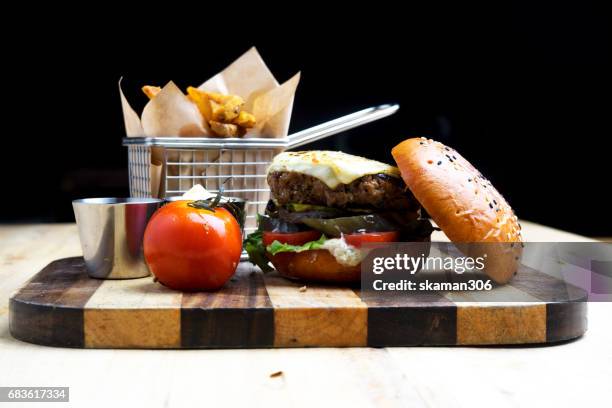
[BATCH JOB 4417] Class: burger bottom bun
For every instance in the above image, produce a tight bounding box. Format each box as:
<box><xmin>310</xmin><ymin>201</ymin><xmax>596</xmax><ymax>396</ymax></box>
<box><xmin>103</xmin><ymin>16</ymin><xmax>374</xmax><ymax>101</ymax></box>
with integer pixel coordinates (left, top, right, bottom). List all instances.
<box><xmin>270</xmin><ymin>250</ymin><xmax>361</xmax><ymax>283</ymax></box>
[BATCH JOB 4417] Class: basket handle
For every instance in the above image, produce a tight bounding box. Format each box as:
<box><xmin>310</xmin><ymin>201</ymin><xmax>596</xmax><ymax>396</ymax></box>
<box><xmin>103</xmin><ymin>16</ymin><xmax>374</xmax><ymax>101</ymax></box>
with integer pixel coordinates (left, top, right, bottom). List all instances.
<box><xmin>286</xmin><ymin>104</ymin><xmax>399</xmax><ymax>149</ymax></box>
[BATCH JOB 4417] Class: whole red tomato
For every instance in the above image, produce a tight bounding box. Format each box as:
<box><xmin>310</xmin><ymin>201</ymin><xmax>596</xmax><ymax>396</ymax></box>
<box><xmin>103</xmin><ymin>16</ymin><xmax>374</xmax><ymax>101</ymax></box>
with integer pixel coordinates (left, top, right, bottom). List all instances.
<box><xmin>143</xmin><ymin>200</ymin><xmax>242</xmax><ymax>291</ymax></box>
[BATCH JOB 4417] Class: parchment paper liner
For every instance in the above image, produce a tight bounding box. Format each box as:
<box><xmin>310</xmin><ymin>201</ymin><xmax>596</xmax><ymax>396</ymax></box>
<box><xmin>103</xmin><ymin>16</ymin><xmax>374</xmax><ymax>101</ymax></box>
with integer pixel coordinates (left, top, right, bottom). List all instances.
<box><xmin>120</xmin><ymin>47</ymin><xmax>299</xmax><ymax>202</ymax></box>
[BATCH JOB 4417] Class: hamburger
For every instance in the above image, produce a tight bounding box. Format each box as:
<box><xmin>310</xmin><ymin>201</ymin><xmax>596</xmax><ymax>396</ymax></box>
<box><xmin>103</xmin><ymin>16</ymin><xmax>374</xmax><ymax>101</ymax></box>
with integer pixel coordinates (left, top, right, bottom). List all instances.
<box><xmin>244</xmin><ymin>150</ymin><xmax>434</xmax><ymax>282</ymax></box>
<box><xmin>245</xmin><ymin>138</ymin><xmax>522</xmax><ymax>284</ymax></box>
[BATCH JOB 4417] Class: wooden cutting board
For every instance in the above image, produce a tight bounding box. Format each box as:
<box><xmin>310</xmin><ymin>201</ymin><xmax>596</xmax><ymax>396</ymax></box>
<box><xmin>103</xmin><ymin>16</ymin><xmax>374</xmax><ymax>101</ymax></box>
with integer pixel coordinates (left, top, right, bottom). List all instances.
<box><xmin>9</xmin><ymin>257</ymin><xmax>587</xmax><ymax>348</ymax></box>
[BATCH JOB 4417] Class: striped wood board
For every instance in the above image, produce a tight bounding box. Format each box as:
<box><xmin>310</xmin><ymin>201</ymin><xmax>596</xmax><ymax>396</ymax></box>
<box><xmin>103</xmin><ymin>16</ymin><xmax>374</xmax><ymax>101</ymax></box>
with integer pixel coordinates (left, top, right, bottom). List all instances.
<box><xmin>9</xmin><ymin>257</ymin><xmax>587</xmax><ymax>348</ymax></box>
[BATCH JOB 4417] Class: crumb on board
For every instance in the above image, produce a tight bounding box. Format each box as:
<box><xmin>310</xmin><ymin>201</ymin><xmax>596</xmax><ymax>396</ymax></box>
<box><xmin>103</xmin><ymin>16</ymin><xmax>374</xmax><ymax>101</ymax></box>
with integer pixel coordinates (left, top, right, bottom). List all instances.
<box><xmin>299</xmin><ymin>286</ymin><xmax>307</xmax><ymax>292</ymax></box>
<box><xmin>270</xmin><ymin>371</ymin><xmax>283</xmax><ymax>378</ymax></box>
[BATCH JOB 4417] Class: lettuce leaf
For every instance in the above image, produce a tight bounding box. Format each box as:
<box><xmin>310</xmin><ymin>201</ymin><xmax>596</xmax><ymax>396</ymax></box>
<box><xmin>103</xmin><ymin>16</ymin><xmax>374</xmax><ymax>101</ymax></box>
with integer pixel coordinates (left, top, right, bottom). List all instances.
<box><xmin>244</xmin><ymin>230</ymin><xmax>273</xmax><ymax>272</ymax></box>
<box><xmin>266</xmin><ymin>235</ymin><xmax>327</xmax><ymax>256</ymax></box>
<box><xmin>244</xmin><ymin>228</ymin><xmax>327</xmax><ymax>271</ymax></box>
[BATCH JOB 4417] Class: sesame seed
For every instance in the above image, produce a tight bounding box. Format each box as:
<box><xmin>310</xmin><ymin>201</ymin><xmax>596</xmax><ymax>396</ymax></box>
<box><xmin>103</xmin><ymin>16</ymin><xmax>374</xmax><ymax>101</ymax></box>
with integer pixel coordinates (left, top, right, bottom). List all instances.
<box><xmin>468</xmin><ymin>178</ymin><xmax>472</xmax><ymax>182</ymax></box>
<box><xmin>489</xmin><ymin>203</ymin><xmax>494</xmax><ymax>209</ymax></box>
<box><xmin>437</xmin><ymin>161</ymin><xmax>442</xmax><ymax>165</ymax></box>
<box><xmin>452</xmin><ymin>155</ymin><xmax>457</xmax><ymax>160</ymax></box>
<box><xmin>419</xmin><ymin>142</ymin><xmax>424</xmax><ymax>145</ymax></box>
<box><xmin>493</xmin><ymin>199</ymin><xmax>497</xmax><ymax>205</ymax></box>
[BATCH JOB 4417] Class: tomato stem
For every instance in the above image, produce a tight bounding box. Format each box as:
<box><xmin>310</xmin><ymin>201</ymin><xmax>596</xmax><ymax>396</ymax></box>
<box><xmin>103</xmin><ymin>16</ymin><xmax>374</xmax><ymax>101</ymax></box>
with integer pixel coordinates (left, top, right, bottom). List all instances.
<box><xmin>187</xmin><ymin>180</ymin><xmax>227</xmax><ymax>211</ymax></box>
<box><xmin>186</xmin><ymin>178</ymin><xmax>244</xmax><ymax>228</ymax></box>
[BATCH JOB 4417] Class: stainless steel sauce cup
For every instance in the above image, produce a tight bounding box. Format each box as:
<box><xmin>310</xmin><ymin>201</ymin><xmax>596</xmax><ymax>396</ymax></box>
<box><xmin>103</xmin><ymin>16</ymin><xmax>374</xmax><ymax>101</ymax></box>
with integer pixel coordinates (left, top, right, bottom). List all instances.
<box><xmin>72</xmin><ymin>198</ymin><xmax>163</xmax><ymax>279</ymax></box>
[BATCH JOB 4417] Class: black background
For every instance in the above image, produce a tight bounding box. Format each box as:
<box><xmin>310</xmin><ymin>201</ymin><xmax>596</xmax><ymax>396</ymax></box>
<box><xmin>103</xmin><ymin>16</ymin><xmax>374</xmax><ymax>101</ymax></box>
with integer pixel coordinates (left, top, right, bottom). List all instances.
<box><xmin>3</xmin><ymin>4</ymin><xmax>610</xmax><ymax>236</ymax></box>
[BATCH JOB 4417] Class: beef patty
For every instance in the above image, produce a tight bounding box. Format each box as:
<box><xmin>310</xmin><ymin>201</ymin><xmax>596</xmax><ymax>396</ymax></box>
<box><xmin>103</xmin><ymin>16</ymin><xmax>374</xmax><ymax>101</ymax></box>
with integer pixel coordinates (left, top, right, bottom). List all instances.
<box><xmin>267</xmin><ymin>171</ymin><xmax>419</xmax><ymax>211</ymax></box>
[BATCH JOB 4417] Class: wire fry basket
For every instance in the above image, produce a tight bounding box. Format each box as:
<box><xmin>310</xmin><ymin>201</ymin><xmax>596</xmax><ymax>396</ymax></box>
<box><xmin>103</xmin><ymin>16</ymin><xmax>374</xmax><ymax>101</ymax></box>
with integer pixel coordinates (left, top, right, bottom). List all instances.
<box><xmin>124</xmin><ymin>137</ymin><xmax>287</xmax><ymax>235</ymax></box>
<box><xmin>122</xmin><ymin>104</ymin><xmax>399</xmax><ymax>236</ymax></box>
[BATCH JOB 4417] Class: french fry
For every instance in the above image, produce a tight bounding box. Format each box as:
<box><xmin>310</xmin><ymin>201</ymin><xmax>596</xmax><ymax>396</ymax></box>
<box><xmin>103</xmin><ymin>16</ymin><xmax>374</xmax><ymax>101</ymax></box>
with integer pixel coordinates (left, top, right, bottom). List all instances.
<box><xmin>183</xmin><ymin>86</ymin><xmax>254</xmax><ymax>137</ymax></box>
<box><xmin>205</xmin><ymin>92</ymin><xmax>227</xmax><ymax>104</ymax></box>
<box><xmin>186</xmin><ymin>86</ymin><xmax>213</xmax><ymax>122</ymax></box>
<box><xmin>210</xmin><ymin>121</ymin><xmax>239</xmax><ymax>137</ymax></box>
<box><xmin>203</xmin><ymin>92</ymin><xmax>243</xmax><ymax>121</ymax></box>
<box><xmin>233</xmin><ymin>110</ymin><xmax>256</xmax><ymax>128</ymax></box>
<box><xmin>219</xmin><ymin>95</ymin><xmax>244</xmax><ymax>121</ymax></box>
<box><xmin>142</xmin><ymin>85</ymin><xmax>161</xmax><ymax>99</ymax></box>
<box><xmin>210</xmin><ymin>100</ymin><xmax>227</xmax><ymax>122</ymax></box>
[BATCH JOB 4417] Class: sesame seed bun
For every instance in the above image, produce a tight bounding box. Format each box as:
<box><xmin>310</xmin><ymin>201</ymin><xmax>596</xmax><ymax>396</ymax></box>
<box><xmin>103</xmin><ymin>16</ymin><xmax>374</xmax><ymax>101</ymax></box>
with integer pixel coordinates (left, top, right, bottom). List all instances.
<box><xmin>392</xmin><ymin>137</ymin><xmax>522</xmax><ymax>283</ymax></box>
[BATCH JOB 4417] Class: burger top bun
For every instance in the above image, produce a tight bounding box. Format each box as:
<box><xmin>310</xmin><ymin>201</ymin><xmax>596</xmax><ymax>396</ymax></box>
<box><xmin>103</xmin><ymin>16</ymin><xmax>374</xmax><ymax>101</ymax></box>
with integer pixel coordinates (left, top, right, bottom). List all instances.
<box><xmin>392</xmin><ymin>137</ymin><xmax>522</xmax><ymax>283</ymax></box>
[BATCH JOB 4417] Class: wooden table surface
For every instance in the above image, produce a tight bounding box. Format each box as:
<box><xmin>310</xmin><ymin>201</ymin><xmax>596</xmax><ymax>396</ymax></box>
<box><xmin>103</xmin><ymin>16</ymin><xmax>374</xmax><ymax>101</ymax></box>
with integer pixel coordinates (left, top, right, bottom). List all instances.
<box><xmin>1</xmin><ymin>222</ymin><xmax>610</xmax><ymax>407</ymax></box>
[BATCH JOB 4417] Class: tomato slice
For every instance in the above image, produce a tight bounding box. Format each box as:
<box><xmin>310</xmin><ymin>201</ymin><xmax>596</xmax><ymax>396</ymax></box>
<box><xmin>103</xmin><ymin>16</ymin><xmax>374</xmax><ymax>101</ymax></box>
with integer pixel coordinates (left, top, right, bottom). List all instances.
<box><xmin>263</xmin><ymin>230</ymin><xmax>322</xmax><ymax>247</ymax></box>
<box><xmin>344</xmin><ymin>231</ymin><xmax>399</xmax><ymax>248</ymax></box>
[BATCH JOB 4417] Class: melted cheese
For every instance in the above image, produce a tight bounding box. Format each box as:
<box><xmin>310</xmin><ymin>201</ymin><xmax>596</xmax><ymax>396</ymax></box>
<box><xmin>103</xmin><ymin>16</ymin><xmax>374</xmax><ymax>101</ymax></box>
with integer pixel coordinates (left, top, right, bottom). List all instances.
<box><xmin>267</xmin><ymin>151</ymin><xmax>401</xmax><ymax>189</ymax></box>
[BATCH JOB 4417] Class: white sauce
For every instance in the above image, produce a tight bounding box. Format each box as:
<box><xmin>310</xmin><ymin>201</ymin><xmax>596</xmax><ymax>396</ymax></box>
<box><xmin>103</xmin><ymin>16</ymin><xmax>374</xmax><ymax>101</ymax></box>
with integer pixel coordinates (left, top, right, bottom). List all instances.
<box><xmin>320</xmin><ymin>237</ymin><xmax>365</xmax><ymax>267</ymax></box>
<box><xmin>181</xmin><ymin>184</ymin><xmax>215</xmax><ymax>200</ymax></box>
